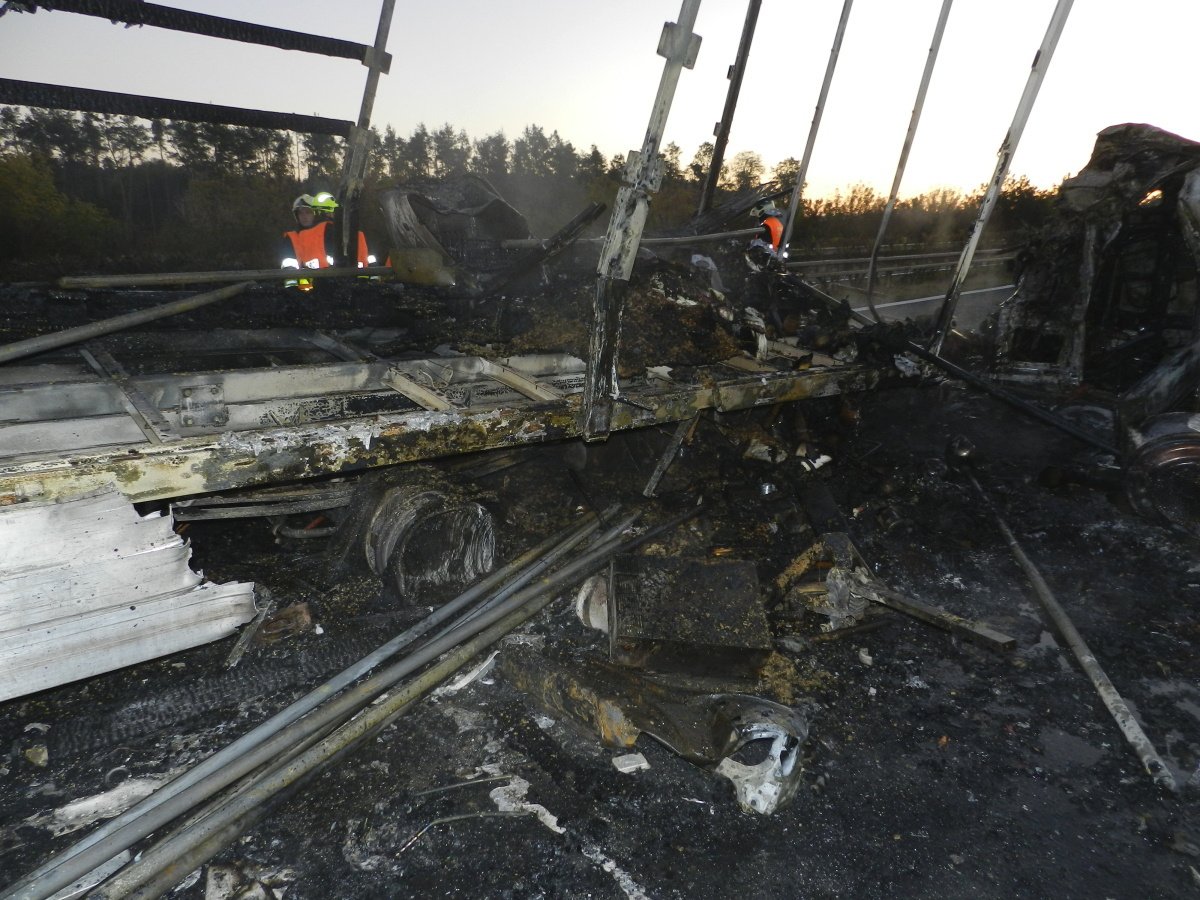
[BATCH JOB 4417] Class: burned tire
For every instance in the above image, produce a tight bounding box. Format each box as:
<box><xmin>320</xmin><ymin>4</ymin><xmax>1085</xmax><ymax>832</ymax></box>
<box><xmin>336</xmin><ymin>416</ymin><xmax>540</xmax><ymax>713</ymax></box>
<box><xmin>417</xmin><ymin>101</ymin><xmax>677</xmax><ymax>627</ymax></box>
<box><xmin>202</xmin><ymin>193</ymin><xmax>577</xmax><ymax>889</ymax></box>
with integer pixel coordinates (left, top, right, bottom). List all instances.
<box><xmin>363</xmin><ymin>481</ymin><xmax>495</xmax><ymax>602</ymax></box>
<box><xmin>1125</xmin><ymin>413</ymin><xmax>1200</xmax><ymax>537</ymax></box>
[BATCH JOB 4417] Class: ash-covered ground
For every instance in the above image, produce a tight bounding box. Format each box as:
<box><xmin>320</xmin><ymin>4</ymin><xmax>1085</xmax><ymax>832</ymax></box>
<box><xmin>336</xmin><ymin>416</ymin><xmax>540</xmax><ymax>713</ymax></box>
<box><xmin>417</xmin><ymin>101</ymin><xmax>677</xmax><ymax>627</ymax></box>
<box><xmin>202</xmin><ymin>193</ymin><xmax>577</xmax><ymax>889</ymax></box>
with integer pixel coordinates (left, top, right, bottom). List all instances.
<box><xmin>1</xmin><ymin>371</ymin><xmax>1198</xmax><ymax>898</ymax></box>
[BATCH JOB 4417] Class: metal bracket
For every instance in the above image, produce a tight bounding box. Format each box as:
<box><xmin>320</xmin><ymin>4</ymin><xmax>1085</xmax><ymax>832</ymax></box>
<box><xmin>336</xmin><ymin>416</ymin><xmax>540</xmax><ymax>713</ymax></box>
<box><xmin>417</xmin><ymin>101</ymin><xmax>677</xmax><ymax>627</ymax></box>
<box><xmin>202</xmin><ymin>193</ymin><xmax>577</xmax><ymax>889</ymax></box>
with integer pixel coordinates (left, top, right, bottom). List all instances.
<box><xmin>79</xmin><ymin>346</ymin><xmax>176</xmax><ymax>444</ymax></box>
<box><xmin>657</xmin><ymin>20</ymin><xmax>702</xmax><ymax>68</ymax></box>
<box><xmin>361</xmin><ymin>46</ymin><xmax>392</xmax><ymax>73</ymax></box>
<box><xmin>179</xmin><ymin>383</ymin><xmax>228</xmax><ymax>429</ymax></box>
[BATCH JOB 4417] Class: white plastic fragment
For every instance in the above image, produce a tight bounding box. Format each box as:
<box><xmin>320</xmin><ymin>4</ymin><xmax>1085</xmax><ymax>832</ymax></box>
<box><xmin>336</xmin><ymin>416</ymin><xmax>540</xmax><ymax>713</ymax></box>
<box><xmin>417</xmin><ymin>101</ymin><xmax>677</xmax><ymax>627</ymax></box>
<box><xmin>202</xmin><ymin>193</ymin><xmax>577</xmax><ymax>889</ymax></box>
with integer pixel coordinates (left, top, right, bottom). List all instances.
<box><xmin>612</xmin><ymin>753</ymin><xmax>650</xmax><ymax>774</ymax></box>
<box><xmin>715</xmin><ymin>723</ymin><xmax>803</xmax><ymax>816</ymax></box>
<box><xmin>432</xmin><ymin>650</ymin><xmax>499</xmax><ymax>698</ymax></box>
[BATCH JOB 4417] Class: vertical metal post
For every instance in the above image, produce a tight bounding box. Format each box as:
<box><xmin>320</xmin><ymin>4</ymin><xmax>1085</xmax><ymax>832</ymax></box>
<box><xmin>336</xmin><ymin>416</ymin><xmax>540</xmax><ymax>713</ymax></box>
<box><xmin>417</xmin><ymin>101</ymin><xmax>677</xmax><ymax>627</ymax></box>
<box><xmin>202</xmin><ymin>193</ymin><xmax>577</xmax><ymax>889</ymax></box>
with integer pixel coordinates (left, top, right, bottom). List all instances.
<box><xmin>583</xmin><ymin>0</ymin><xmax>703</xmax><ymax>441</ymax></box>
<box><xmin>697</xmin><ymin>0</ymin><xmax>761</xmax><ymax>216</ymax></box>
<box><xmin>929</xmin><ymin>0</ymin><xmax>1074</xmax><ymax>354</ymax></box>
<box><xmin>862</xmin><ymin>0</ymin><xmax>954</xmax><ymax>322</ymax></box>
<box><xmin>778</xmin><ymin>0</ymin><xmax>855</xmax><ymax>259</ymax></box>
<box><xmin>337</xmin><ymin>0</ymin><xmax>396</xmax><ymax>263</ymax></box>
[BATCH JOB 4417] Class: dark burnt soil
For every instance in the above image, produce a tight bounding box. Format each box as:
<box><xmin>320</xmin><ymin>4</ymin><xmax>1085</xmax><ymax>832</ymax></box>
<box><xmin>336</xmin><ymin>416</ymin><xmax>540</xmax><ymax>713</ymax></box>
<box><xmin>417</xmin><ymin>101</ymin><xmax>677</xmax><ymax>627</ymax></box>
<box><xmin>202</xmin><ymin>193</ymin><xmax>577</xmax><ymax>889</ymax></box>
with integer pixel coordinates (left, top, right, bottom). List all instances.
<box><xmin>1</xmin><ymin>383</ymin><xmax>1198</xmax><ymax>898</ymax></box>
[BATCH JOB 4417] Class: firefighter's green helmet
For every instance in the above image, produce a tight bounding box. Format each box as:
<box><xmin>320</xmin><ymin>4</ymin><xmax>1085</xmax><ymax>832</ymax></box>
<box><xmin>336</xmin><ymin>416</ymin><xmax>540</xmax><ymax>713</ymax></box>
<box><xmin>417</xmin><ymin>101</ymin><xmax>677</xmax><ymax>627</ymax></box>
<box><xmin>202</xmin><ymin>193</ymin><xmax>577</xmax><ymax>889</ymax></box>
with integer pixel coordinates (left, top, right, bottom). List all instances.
<box><xmin>293</xmin><ymin>191</ymin><xmax>339</xmax><ymax>219</ymax></box>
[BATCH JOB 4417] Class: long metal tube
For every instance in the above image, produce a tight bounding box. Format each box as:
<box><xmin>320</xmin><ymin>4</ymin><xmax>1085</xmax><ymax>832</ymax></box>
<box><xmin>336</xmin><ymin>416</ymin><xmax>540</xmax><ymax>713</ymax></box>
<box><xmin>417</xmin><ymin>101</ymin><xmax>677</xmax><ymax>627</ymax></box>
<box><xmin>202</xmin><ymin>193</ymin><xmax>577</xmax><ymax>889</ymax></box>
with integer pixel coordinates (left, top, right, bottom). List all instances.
<box><xmin>697</xmin><ymin>0</ymin><xmax>761</xmax><ymax>216</ymax></box>
<box><xmin>89</xmin><ymin>514</ymin><xmax>641</xmax><ymax>898</ymax></box>
<box><xmin>778</xmin><ymin>0</ymin><xmax>855</xmax><ymax>259</ymax></box>
<box><xmin>3</xmin><ymin>513</ymin><xmax>604</xmax><ymax>900</ymax></box>
<box><xmin>929</xmin><ymin>0</ymin><xmax>1074</xmax><ymax>353</ymax></box>
<box><xmin>110</xmin><ymin>511</ymin><xmax>700</xmax><ymax>897</ymax></box>
<box><xmin>862</xmin><ymin>0</ymin><xmax>954</xmax><ymax>323</ymax></box>
<box><xmin>57</xmin><ymin>266</ymin><xmax>392</xmax><ymax>290</ymax></box>
<box><xmin>500</xmin><ymin>227</ymin><xmax>760</xmax><ymax>250</ymax></box>
<box><xmin>964</xmin><ymin>469</ymin><xmax>1177</xmax><ymax>793</ymax></box>
<box><xmin>0</xmin><ymin>281</ymin><xmax>252</xmax><ymax>365</ymax></box>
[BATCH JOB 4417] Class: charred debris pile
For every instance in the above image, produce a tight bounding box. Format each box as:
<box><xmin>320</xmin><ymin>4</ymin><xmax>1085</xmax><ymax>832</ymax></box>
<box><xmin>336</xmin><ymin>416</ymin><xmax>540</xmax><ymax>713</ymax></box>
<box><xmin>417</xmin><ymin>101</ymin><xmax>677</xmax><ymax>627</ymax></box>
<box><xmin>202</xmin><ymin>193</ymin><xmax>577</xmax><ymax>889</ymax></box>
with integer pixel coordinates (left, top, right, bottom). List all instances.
<box><xmin>1</xmin><ymin>141</ymin><xmax>1199</xmax><ymax>897</ymax></box>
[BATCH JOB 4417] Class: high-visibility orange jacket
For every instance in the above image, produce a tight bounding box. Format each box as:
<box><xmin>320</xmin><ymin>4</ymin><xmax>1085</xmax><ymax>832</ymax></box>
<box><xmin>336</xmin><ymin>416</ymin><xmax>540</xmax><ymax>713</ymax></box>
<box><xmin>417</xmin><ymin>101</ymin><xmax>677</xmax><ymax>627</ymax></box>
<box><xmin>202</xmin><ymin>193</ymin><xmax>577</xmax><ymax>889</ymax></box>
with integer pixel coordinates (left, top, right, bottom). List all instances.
<box><xmin>761</xmin><ymin>215</ymin><xmax>783</xmax><ymax>251</ymax></box>
<box><xmin>281</xmin><ymin>221</ymin><xmax>373</xmax><ymax>269</ymax></box>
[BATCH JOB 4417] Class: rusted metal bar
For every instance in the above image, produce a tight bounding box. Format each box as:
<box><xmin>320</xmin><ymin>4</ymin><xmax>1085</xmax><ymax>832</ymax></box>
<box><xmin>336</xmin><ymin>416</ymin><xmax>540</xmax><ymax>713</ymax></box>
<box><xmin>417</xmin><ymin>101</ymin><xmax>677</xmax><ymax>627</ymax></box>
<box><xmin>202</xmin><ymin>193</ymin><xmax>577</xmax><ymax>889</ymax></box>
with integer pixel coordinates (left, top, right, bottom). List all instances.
<box><xmin>5</xmin><ymin>1</ymin><xmax>386</xmax><ymax>65</ymax></box>
<box><xmin>0</xmin><ymin>79</ymin><xmax>352</xmax><ymax>136</ymax></box>
<box><xmin>0</xmin><ymin>282</ymin><xmax>252</xmax><ymax>366</ymax></box>
<box><xmin>697</xmin><ymin>0</ymin><xmax>761</xmax><ymax>216</ymax></box>
<box><xmin>643</xmin><ymin>414</ymin><xmax>699</xmax><ymax>497</ymax></box>
<box><xmin>870</xmin><ymin>584</ymin><xmax>1014</xmax><ymax>651</ymax></box>
<box><xmin>863</xmin><ymin>0</ymin><xmax>954</xmax><ymax>322</ymax></box>
<box><xmin>961</xmin><ymin>460</ymin><xmax>1176</xmax><ymax>792</ymax></box>
<box><xmin>778</xmin><ymin>0</ymin><xmax>855</xmax><ymax>259</ymax></box>
<box><xmin>585</xmin><ymin>0</ymin><xmax>703</xmax><ymax>441</ymax></box>
<box><xmin>929</xmin><ymin>0</ymin><xmax>1074</xmax><ymax>353</ymax></box>
<box><xmin>57</xmin><ymin>266</ymin><xmax>391</xmax><ymax>290</ymax></box>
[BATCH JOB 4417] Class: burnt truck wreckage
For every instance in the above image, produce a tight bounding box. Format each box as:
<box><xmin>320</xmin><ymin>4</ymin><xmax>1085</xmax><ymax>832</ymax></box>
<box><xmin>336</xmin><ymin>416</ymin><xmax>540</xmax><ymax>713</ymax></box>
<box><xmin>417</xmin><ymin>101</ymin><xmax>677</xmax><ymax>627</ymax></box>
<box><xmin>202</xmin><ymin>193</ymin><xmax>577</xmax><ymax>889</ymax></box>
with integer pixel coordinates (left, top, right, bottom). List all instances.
<box><xmin>1</xmin><ymin>3</ymin><xmax>1199</xmax><ymax>900</ymax></box>
<box><xmin>988</xmin><ymin>123</ymin><xmax>1200</xmax><ymax>534</ymax></box>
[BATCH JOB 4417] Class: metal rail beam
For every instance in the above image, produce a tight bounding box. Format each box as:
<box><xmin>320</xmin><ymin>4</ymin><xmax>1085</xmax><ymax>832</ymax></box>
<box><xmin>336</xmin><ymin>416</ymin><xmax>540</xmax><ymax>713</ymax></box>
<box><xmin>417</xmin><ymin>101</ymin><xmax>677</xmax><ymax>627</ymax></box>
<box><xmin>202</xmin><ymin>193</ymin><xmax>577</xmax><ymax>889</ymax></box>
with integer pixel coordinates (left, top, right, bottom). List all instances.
<box><xmin>778</xmin><ymin>0</ymin><xmax>855</xmax><ymax>258</ymax></box>
<box><xmin>337</xmin><ymin>0</ymin><xmax>397</xmax><ymax>262</ymax></box>
<box><xmin>0</xmin><ymin>79</ymin><xmax>353</xmax><ymax>137</ymax></box>
<box><xmin>698</xmin><ymin>0</ymin><xmax>761</xmax><ymax>216</ymax></box>
<box><xmin>0</xmin><ymin>282</ymin><xmax>252</xmax><ymax>366</ymax></box>
<box><xmin>585</xmin><ymin>0</ymin><xmax>703</xmax><ymax>440</ymax></box>
<box><xmin>57</xmin><ymin>266</ymin><xmax>392</xmax><ymax>290</ymax></box>
<box><xmin>4</xmin><ymin>1</ymin><xmax>389</xmax><ymax>67</ymax></box>
<box><xmin>0</xmin><ymin>361</ymin><xmax>878</xmax><ymax>505</ymax></box>
<box><xmin>863</xmin><ymin>0</ymin><xmax>954</xmax><ymax>322</ymax></box>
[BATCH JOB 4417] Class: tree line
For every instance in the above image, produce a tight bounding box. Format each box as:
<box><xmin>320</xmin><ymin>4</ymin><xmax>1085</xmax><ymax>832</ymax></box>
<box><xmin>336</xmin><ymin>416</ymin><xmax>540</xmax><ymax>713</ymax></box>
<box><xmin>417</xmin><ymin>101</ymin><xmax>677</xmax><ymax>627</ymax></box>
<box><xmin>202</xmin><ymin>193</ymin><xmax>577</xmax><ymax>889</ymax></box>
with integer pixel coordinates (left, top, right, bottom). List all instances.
<box><xmin>0</xmin><ymin>108</ymin><xmax>1056</xmax><ymax>277</ymax></box>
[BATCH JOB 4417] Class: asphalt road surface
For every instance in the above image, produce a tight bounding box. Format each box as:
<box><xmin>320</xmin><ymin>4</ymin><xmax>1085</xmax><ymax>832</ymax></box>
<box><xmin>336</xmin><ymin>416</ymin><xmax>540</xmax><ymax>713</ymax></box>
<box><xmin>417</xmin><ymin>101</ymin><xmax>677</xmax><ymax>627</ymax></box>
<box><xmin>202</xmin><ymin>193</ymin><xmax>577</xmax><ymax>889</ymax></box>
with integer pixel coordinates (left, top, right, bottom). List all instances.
<box><xmin>851</xmin><ymin>284</ymin><xmax>1016</xmax><ymax>332</ymax></box>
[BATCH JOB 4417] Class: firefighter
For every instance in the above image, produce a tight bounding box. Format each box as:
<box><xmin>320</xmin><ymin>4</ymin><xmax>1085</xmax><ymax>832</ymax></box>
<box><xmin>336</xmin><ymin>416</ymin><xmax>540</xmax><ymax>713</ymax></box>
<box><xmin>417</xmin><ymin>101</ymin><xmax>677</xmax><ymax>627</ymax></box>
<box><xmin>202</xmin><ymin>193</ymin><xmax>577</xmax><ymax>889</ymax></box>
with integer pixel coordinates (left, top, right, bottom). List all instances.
<box><xmin>280</xmin><ymin>192</ymin><xmax>377</xmax><ymax>290</ymax></box>
<box><xmin>743</xmin><ymin>201</ymin><xmax>786</xmax><ymax>325</ymax></box>
<box><xmin>745</xmin><ymin>201</ymin><xmax>784</xmax><ymax>272</ymax></box>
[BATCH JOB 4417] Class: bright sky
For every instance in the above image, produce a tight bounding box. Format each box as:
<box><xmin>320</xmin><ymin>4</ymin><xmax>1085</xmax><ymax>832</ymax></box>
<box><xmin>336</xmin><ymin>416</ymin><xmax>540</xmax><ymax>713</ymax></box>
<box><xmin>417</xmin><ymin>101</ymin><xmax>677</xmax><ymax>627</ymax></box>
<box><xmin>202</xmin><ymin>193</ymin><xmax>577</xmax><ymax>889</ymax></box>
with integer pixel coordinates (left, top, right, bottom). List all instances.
<box><xmin>2</xmin><ymin>0</ymin><xmax>1198</xmax><ymax>198</ymax></box>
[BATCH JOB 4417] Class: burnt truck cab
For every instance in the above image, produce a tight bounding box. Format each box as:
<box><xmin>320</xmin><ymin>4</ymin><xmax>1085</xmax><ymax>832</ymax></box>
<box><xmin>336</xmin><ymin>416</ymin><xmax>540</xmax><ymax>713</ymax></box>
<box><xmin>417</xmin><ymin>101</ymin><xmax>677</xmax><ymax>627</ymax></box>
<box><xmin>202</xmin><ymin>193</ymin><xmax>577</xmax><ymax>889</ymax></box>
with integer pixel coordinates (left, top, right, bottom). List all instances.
<box><xmin>989</xmin><ymin>124</ymin><xmax>1200</xmax><ymax>532</ymax></box>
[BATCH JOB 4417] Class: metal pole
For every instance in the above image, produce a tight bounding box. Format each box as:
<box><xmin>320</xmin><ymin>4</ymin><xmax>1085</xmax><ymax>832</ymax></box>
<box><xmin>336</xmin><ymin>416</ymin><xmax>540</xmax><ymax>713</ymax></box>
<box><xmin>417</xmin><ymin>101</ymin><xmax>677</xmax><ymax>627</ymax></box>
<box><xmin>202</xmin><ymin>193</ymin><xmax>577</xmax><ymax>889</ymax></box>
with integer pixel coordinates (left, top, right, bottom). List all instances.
<box><xmin>862</xmin><ymin>0</ymin><xmax>954</xmax><ymax>323</ymax></box>
<box><xmin>337</xmin><ymin>0</ymin><xmax>396</xmax><ymax>262</ymax></box>
<box><xmin>929</xmin><ymin>0</ymin><xmax>1074</xmax><ymax>354</ymax></box>
<box><xmin>86</xmin><ymin>514</ymin><xmax>641</xmax><ymax>898</ymax></box>
<box><xmin>963</xmin><ymin>466</ymin><xmax>1176</xmax><ymax>793</ymax></box>
<box><xmin>2</xmin><ymin>514</ymin><xmax>603</xmax><ymax>900</ymax></box>
<box><xmin>584</xmin><ymin>0</ymin><xmax>703</xmax><ymax>440</ymax></box>
<box><xmin>0</xmin><ymin>282</ymin><xmax>252</xmax><ymax>366</ymax></box>
<box><xmin>499</xmin><ymin>227</ymin><xmax>760</xmax><ymax>250</ymax></box>
<box><xmin>697</xmin><ymin>0</ymin><xmax>761</xmax><ymax>216</ymax></box>
<box><xmin>778</xmin><ymin>0</ymin><xmax>855</xmax><ymax>259</ymax></box>
<box><xmin>57</xmin><ymin>266</ymin><xmax>392</xmax><ymax>290</ymax></box>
